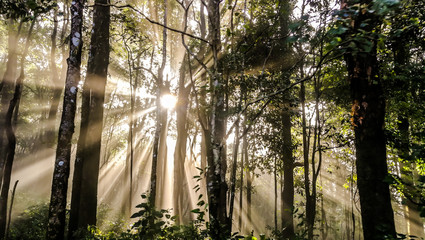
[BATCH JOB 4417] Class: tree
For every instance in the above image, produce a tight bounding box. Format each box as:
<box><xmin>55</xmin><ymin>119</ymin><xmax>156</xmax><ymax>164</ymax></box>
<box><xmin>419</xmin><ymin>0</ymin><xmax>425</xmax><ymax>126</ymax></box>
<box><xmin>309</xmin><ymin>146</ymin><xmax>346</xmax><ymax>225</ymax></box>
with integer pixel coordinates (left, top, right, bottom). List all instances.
<box><xmin>0</xmin><ymin>16</ymin><xmax>20</xmax><ymax>240</ymax></box>
<box><xmin>45</xmin><ymin>1</ymin><xmax>69</xmax><ymax>146</ymax></box>
<box><xmin>0</xmin><ymin>16</ymin><xmax>36</xmax><ymax>240</ymax></box>
<box><xmin>204</xmin><ymin>0</ymin><xmax>230</xmax><ymax>237</ymax></box>
<box><xmin>173</xmin><ymin>52</ymin><xmax>192</xmax><ymax>224</ymax></box>
<box><xmin>280</xmin><ymin>86</ymin><xmax>295</xmax><ymax>239</ymax></box>
<box><xmin>341</xmin><ymin>0</ymin><xmax>397</xmax><ymax>238</ymax></box>
<box><xmin>150</xmin><ymin>0</ymin><xmax>168</xmax><ymax>208</ymax></box>
<box><xmin>0</xmin><ymin>10</ymin><xmax>21</xmax><ymax>194</ymax></box>
<box><xmin>68</xmin><ymin>0</ymin><xmax>110</xmax><ymax>237</ymax></box>
<box><xmin>46</xmin><ymin>0</ymin><xmax>85</xmax><ymax>238</ymax></box>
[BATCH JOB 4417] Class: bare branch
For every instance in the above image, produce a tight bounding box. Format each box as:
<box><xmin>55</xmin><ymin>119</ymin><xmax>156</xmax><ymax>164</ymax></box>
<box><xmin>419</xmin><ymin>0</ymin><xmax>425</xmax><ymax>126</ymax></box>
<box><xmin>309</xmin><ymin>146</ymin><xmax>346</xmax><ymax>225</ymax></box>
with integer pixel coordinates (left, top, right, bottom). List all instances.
<box><xmin>89</xmin><ymin>3</ymin><xmax>209</xmax><ymax>44</ymax></box>
<box><xmin>179</xmin><ymin>0</ymin><xmax>213</xmax><ymax>76</ymax></box>
<box><xmin>134</xmin><ymin>66</ymin><xmax>159</xmax><ymax>82</ymax></box>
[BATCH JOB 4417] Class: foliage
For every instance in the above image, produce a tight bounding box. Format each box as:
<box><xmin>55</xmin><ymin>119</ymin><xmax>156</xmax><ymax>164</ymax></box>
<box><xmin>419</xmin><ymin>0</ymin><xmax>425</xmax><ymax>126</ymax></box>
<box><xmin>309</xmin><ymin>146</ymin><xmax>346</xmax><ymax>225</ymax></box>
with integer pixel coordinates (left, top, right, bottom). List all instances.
<box><xmin>130</xmin><ymin>193</ymin><xmax>177</xmax><ymax>239</ymax></box>
<box><xmin>0</xmin><ymin>0</ymin><xmax>56</xmax><ymax>20</ymax></box>
<box><xmin>79</xmin><ymin>191</ymin><xmax>259</xmax><ymax>240</ymax></box>
<box><xmin>8</xmin><ymin>203</ymin><xmax>49</xmax><ymax>240</ymax></box>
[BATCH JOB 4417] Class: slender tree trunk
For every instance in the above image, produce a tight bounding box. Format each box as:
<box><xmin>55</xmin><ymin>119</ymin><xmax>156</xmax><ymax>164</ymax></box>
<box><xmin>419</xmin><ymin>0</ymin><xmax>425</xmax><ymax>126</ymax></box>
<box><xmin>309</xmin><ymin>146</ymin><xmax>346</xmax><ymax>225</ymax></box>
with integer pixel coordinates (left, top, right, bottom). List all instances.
<box><xmin>246</xmin><ymin>168</ymin><xmax>252</xmax><ymax>230</ymax></box>
<box><xmin>229</xmin><ymin>98</ymin><xmax>241</xmax><ymax>229</ymax></box>
<box><xmin>0</xmin><ymin>18</ymin><xmax>36</xmax><ymax>239</ymax></box>
<box><xmin>238</xmin><ymin>124</ymin><xmax>246</xmax><ymax>232</ymax></box>
<box><xmin>306</xmin><ymin>77</ymin><xmax>322</xmax><ymax>240</ymax></box>
<box><xmin>300</xmin><ymin>78</ymin><xmax>313</xmax><ymax>237</ymax></box>
<box><xmin>0</xmin><ymin>75</ymin><xmax>21</xmax><ymax>240</ymax></box>
<box><xmin>246</xmin><ymin>129</ymin><xmax>253</xmax><ymax>231</ymax></box>
<box><xmin>350</xmin><ymin>158</ymin><xmax>356</xmax><ymax>240</ymax></box>
<box><xmin>281</xmin><ymin>101</ymin><xmax>294</xmax><ymax>239</ymax></box>
<box><xmin>228</xmin><ymin>7</ymin><xmax>240</xmax><ymax>226</ymax></box>
<box><xmin>5</xmin><ymin>180</ymin><xmax>18</xmax><ymax>240</ymax></box>
<box><xmin>46</xmin><ymin>0</ymin><xmax>85</xmax><ymax>238</ymax></box>
<box><xmin>343</xmin><ymin>1</ymin><xmax>396</xmax><ymax>238</ymax></box>
<box><xmin>173</xmin><ymin>52</ymin><xmax>192</xmax><ymax>224</ymax></box>
<box><xmin>308</xmin><ymin>108</ymin><xmax>318</xmax><ymax>240</ymax></box>
<box><xmin>157</xmin><ymin>84</ymin><xmax>169</xmax><ymax>208</ymax></box>
<box><xmin>68</xmin><ymin>0</ymin><xmax>110</xmax><ymax>237</ymax></box>
<box><xmin>274</xmin><ymin>158</ymin><xmax>278</xmax><ymax>231</ymax></box>
<box><xmin>47</xmin><ymin>2</ymin><xmax>70</xmax><ymax>145</ymax></box>
<box><xmin>150</xmin><ymin>0</ymin><xmax>167</xmax><ymax>207</ymax></box>
<box><xmin>239</xmin><ymin>116</ymin><xmax>248</xmax><ymax>232</ymax></box>
<box><xmin>125</xmin><ymin>74</ymin><xmax>134</xmax><ymax>217</ymax></box>
<box><xmin>122</xmin><ymin>33</ymin><xmax>137</xmax><ymax>217</ymax></box>
<box><xmin>45</xmin><ymin>7</ymin><xmax>62</xmax><ymax>145</ymax></box>
<box><xmin>197</xmin><ymin>0</ymin><xmax>208</xmax><ymax>176</ymax></box>
<box><xmin>0</xmin><ymin>19</ymin><xmax>20</xmax><ymax>190</ymax></box>
<box><xmin>320</xmin><ymin>170</ymin><xmax>328</xmax><ymax>240</ymax></box>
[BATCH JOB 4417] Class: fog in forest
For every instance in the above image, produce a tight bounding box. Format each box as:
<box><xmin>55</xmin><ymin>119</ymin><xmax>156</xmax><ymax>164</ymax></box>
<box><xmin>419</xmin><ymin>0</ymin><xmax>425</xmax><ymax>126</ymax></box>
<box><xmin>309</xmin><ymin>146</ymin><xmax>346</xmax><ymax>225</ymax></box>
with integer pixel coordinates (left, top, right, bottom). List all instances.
<box><xmin>0</xmin><ymin>0</ymin><xmax>424</xmax><ymax>239</ymax></box>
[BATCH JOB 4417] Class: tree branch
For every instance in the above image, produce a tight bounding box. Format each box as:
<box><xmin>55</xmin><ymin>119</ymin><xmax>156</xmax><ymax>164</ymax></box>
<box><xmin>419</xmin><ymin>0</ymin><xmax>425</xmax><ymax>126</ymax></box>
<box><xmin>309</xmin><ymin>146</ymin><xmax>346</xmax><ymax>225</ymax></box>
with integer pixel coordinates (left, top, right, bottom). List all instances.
<box><xmin>89</xmin><ymin>3</ymin><xmax>209</xmax><ymax>44</ymax></box>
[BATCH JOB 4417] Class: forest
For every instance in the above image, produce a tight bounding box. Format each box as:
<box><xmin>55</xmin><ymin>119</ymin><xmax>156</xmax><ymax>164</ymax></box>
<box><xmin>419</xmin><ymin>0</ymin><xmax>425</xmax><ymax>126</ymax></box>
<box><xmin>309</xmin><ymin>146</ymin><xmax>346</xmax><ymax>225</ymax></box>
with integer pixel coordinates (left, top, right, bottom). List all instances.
<box><xmin>0</xmin><ymin>0</ymin><xmax>424</xmax><ymax>239</ymax></box>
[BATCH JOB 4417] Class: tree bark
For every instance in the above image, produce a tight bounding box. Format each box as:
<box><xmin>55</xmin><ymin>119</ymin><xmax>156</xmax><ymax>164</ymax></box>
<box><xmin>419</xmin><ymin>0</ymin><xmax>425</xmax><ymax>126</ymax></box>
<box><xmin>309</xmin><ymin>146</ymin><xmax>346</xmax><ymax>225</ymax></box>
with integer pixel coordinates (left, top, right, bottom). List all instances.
<box><xmin>239</xmin><ymin>114</ymin><xmax>248</xmax><ymax>232</ymax></box>
<box><xmin>228</xmin><ymin>98</ymin><xmax>241</xmax><ymax>230</ymax></box>
<box><xmin>301</xmin><ymin>78</ymin><xmax>313</xmax><ymax>238</ymax></box>
<box><xmin>281</xmin><ymin>103</ymin><xmax>294</xmax><ymax>239</ymax></box>
<box><xmin>246</xmin><ymin>166</ymin><xmax>253</xmax><ymax>231</ymax></box>
<box><xmin>0</xmin><ymin>18</ymin><xmax>36</xmax><ymax>239</ymax></box>
<box><xmin>205</xmin><ymin>1</ymin><xmax>230</xmax><ymax>238</ymax></box>
<box><xmin>0</xmin><ymin>19</ymin><xmax>20</xmax><ymax>191</ymax></box>
<box><xmin>46</xmin><ymin>0</ymin><xmax>85</xmax><ymax>238</ymax></box>
<box><xmin>68</xmin><ymin>0</ymin><xmax>110</xmax><ymax>237</ymax></box>
<box><xmin>277</xmin><ymin>0</ymin><xmax>295</xmax><ymax>237</ymax></box>
<box><xmin>343</xmin><ymin>1</ymin><xmax>396</xmax><ymax>238</ymax></box>
<box><xmin>274</xmin><ymin>158</ymin><xmax>278</xmax><ymax>231</ymax></box>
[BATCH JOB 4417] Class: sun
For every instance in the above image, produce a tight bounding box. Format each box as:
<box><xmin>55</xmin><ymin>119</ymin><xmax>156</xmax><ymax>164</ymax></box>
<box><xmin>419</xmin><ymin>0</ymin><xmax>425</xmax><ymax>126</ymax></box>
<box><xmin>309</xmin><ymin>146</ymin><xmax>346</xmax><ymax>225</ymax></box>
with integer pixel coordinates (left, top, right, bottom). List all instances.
<box><xmin>160</xmin><ymin>94</ymin><xmax>177</xmax><ymax>110</ymax></box>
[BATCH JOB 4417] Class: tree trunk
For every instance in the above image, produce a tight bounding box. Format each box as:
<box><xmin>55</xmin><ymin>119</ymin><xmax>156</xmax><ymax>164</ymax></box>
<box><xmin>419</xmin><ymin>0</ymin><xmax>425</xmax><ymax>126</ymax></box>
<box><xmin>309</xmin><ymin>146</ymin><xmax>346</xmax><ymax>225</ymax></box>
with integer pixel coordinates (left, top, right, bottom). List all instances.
<box><xmin>68</xmin><ymin>0</ymin><xmax>110</xmax><ymax>237</ymax></box>
<box><xmin>45</xmin><ymin>7</ymin><xmax>62</xmax><ymax>146</ymax></box>
<box><xmin>238</xmin><ymin>87</ymin><xmax>248</xmax><ymax>233</ymax></box>
<box><xmin>274</xmin><ymin>158</ymin><xmax>278</xmax><ymax>231</ymax></box>
<box><xmin>281</xmin><ymin>102</ymin><xmax>294</xmax><ymax>239</ymax></box>
<box><xmin>122</xmin><ymin>30</ymin><xmax>140</xmax><ymax>217</ymax></box>
<box><xmin>228</xmin><ymin>99</ymin><xmax>241</xmax><ymax>230</ymax></box>
<box><xmin>205</xmin><ymin>1</ymin><xmax>230</xmax><ymax>238</ymax></box>
<box><xmin>46</xmin><ymin>0</ymin><xmax>85</xmax><ymax>238</ymax></box>
<box><xmin>306</xmin><ymin>77</ymin><xmax>322</xmax><ymax>240</ymax></box>
<box><xmin>343</xmin><ymin>1</ymin><xmax>396</xmax><ymax>238</ymax></box>
<box><xmin>150</xmin><ymin>0</ymin><xmax>167</xmax><ymax>207</ymax></box>
<box><xmin>0</xmin><ymin>18</ymin><xmax>36</xmax><ymax>239</ymax></box>
<box><xmin>246</xmin><ymin>168</ymin><xmax>253</xmax><ymax>231</ymax></box>
<box><xmin>300</xmin><ymin>78</ymin><xmax>314</xmax><ymax>238</ymax></box>
<box><xmin>0</xmin><ymin>19</ymin><xmax>20</xmax><ymax>190</ymax></box>
<box><xmin>173</xmin><ymin>52</ymin><xmax>192</xmax><ymax>224</ymax></box>
<box><xmin>246</xmin><ymin>128</ymin><xmax>253</xmax><ymax>232</ymax></box>
<box><xmin>157</xmin><ymin>88</ymin><xmax>169</xmax><ymax>208</ymax></box>
<box><xmin>239</xmin><ymin>116</ymin><xmax>248</xmax><ymax>232</ymax></box>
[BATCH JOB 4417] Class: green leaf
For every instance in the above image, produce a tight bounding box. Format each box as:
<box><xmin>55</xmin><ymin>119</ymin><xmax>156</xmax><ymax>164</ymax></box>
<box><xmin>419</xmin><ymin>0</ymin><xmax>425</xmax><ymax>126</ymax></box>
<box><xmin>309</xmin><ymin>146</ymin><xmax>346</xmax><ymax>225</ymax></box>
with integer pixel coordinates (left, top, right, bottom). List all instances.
<box><xmin>131</xmin><ymin>212</ymin><xmax>143</xmax><ymax>218</ymax></box>
<box><xmin>197</xmin><ymin>200</ymin><xmax>205</xmax><ymax>207</ymax></box>
<box><xmin>191</xmin><ymin>208</ymin><xmax>201</xmax><ymax>213</ymax></box>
